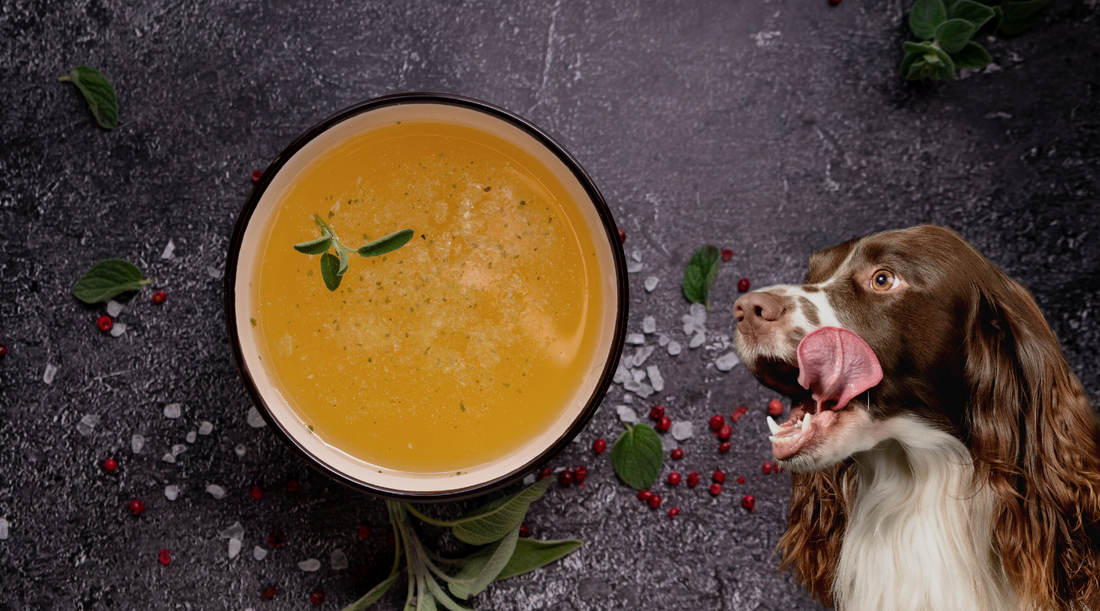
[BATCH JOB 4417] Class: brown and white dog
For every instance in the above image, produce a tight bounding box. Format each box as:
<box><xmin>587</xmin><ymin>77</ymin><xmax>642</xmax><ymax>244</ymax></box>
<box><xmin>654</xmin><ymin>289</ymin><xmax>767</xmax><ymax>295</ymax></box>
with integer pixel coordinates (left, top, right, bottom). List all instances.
<box><xmin>733</xmin><ymin>226</ymin><xmax>1100</xmax><ymax>611</ymax></box>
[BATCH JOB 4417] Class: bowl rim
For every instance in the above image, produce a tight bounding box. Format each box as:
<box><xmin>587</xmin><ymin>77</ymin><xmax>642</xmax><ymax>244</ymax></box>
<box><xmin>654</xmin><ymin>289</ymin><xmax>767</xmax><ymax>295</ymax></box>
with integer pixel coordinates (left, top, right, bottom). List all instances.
<box><xmin>223</xmin><ymin>92</ymin><xmax>629</xmax><ymax>502</ymax></box>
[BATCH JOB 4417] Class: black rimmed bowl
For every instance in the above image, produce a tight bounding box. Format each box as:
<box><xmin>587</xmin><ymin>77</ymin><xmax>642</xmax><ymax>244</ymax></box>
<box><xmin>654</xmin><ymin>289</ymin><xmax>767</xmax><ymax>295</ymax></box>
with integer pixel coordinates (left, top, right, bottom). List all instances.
<box><xmin>224</xmin><ymin>93</ymin><xmax>628</xmax><ymax>501</ymax></box>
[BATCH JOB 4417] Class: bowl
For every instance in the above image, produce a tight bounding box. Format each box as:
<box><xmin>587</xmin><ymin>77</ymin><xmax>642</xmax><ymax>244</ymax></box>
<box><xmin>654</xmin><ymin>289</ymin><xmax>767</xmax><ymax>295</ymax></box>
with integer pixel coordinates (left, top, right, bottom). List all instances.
<box><xmin>224</xmin><ymin>93</ymin><xmax>628</xmax><ymax>501</ymax></box>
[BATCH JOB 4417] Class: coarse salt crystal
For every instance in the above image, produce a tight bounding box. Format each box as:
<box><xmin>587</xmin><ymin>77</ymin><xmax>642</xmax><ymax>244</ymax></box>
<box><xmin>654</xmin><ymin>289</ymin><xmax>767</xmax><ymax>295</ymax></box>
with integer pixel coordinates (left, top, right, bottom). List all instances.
<box><xmin>131</xmin><ymin>434</ymin><xmax>145</xmax><ymax>453</ymax></box>
<box><xmin>43</xmin><ymin>363</ymin><xmax>58</xmax><ymax>385</ymax></box>
<box><xmin>715</xmin><ymin>352</ymin><xmax>741</xmax><ymax>372</ymax></box>
<box><xmin>631</xmin><ymin>368</ymin><xmax>647</xmax><ymax>383</ymax></box>
<box><xmin>253</xmin><ymin>546</ymin><xmax>268</xmax><ymax>561</ymax></box>
<box><xmin>162</xmin><ymin>452</ymin><xmax>176</xmax><ymax>463</ymax></box>
<box><xmin>163</xmin><ymin>403</ymin><xmax>182</xmax><ymax>419</ymax></box>
<box><xmin>235</xmin><ymin>444</ymin><xmax>246</xmax><ymax>457</ymax></box>
<box><xmin>171</xmin><ymin>444</ymin><xmax>187</xmax><ymax>457</ymax></box>
<box><xmin>161</xmin><ymin>240</ymin><xmax>175</xmax><ymax>259</ymax></box>
<box><xmin>689</xmin><ymin>303</ymin><xmax>707</xmax><ymax>325</ymax></box>
<box><xmin>625</xmin><ymin>333</ymin><xmax>645</xmax><ymax>345</ymax></box>
<box><xmin>106</xmin><ymin>300</ymin><xmax>124</xmax><ymax>317</ymax></box>
<box><xmin>657</xmin><ymin>334</ymin><xmax>670</xmax><ymax>346</ymax></box>
<box><xmin>616</xmin><ymin>405</ymin><xmax>638</xmax><ymax>423</ymax></box>
<box><xmin>689</xmin><ymin>332</ymin><xmax>707</xmax><ymax>349</ymax></box>
<box><xmin>165</xmin><ymin>485</ymin><xmax>179</xmax><ymax>500</ymax></box>
<box><xmin>198</xmin><ymin>421</ymin><xmax>214</xmax><ymax>435</ymax></box>
<box><xmin>644</xmin><ymin>276</ymin><xmax>659</xmax><ymax>292</ymax></box>
<box><xmin>185</xmin><ymin>431</ymin><xmax>196</xmax><ymax>443</ymax></box>
<box><xmin>622</xmin><ymin>394</ymin><xmax>633</xmax><ymax>404</ymax></box>
<box><xmin>246</xmin><ymin>406</ymin><xmax>266</xmax><ymax>428</ymax></box>
<box><xmin>298</xmin><ymin>558</ymin><xmax>321</xmax><ymax>572</ymax></box>
<box><xmin>110</xmin><ymin>322</ymin><xmax>127</xmax><ymax>337</ymax></box>
<box><xmin>522</xmin><ymin>473</ymin><xmax>536</xmax><ymax>486</ymax></box>
<box><xmin>0</xmin><ymin>518</ymin><xmax>8</xmax><ymax>540</ymax></box>
<box><xmin>623</xmin><ymin>378</ymin><xmax>641</xmax><ymax>393</ymax></box>
<box><xmin>219</xmin><ymin>521</ymin><xmax>245</xmax><ymax>540</ymax></box>
<box><xmin>207</xmin><ymin>266</ymin><xmax>222</xmax><ymax>279</ymax></box>
<box><xmin>671</xmin><ymin>421</ymin><xmax>694</xmax><ymax>441</ymax></box>
<box><xmin>632</xmin><ymin>346</ymin><xmax>655</xmax><ymax>368</ymax></box>
<box><xmin>646</xmin><ymin>365</ymin><xmax>664</xmax><ymax>392</ymax></box>
<box><xmin>77</xmin><ymin>414</ymin><xmax>100</xmax><ymax>437</ymax></box>
<box><xmin>626</xmin><ymin>261</ymin><xmax>644</xmax><ymax>274</ymax></box>
<box><xmin>634</xmin><ymin>383</ymin><xmax>655</xmax><ymax>399</ymax></box>
<box><xmin>668</xmin><ymin>341</ymin><xmax>682</xmax><ymax>356</ymax></box>
<box><xmin>642</xmin><ymin>316</ymin><xmax>656</xmax><ymax>334</ymax></box>
<box><xmin>206</xmin><ymin>484</ymin><xmax>226</xmax><ymax>499</ymax></box>
<box><xmin>228</xmin><ymin>538</ymin><xmax>242</xmax><ymax>559</ymax></box>
<box><xmin>613</xmin><ymin>364</ymin><xmax>631</xmax><ymax>385</ymax></box>
<box><xmin>330</xmin><ymin>549</ymin><xmax>349</xmax><ymax>570</ymax></box>
<box><xmin>632</xmin><ymin>249</ymin><xmax>642</xmax><ymax>262</ymax></box>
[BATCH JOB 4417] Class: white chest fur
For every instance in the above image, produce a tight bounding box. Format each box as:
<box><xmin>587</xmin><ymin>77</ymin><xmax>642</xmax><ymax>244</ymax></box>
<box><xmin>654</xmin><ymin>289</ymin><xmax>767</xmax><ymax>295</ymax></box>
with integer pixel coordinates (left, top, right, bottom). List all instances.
<box><xmin>833</xmin><ymin>418</ymin><xmax>1015</xmax><ymax>611</ymax></box>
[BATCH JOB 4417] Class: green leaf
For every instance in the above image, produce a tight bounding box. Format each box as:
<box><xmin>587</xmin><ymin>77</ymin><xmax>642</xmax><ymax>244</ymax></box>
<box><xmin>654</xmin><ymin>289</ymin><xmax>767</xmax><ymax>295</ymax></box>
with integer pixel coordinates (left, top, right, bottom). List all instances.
<box><xmin>950</xmin><ymin>41</ymin><xmax>993</xmax><ymax>69</ymax></box>
<box><xmin>932</xmin><ymin>47</ymin><xmax>958</xmax><ymax>80</ymax></box>
<box><xmin>72</xmin><ymin>259</ymin><xmax>152</xmax><ymax>303</ymax></box>
<box><xmin>293</xmin><ymin>235</ymin><xmax>333</xmax><ymax>255</ymax></box>
<box><xmin>416</xmin><ymin>586</ymin><xmax>437</xmax><ymax>611</ymax></box>
<box><xmin>610</xmin><ymin>423</ymin><xmax>663</xmax><ymax>490</ymax></box>
<box><xmin>906</xmin><ymin>59</ymin><xmax>929</xmax><ymax>80</ymax></box>
<box><xmin>495</xmin><ymin>538</ymin><xmax>584</xmax><ymax>580</ymax></box>
<box><xmin>321</xmin><ymin>252</ymin><xmax>343</xmax><ymax>291</ymax></box>
<box><xmin>448</xmin><ymin>526</ymin><xmax>521</xmax><ymax>599</ymax></box>
<box><xmin>934</xmin><ymin>18</ymin><xmax>977</xmax><ymax>53</ymax></box>
<box><xmin>910</xmin><ymin>0</ymin><xmax>947</xmax><ymax>39</ymax></box>
<box><xmin>450</xmin><ymin>478</ymin><xmax>552</xmax><ymax>545</ymax></box>
<box><xmin>338</xmin><ymin>247</ymin><xmax>350</xmax><ymax>276</ymax></box>
<box><xmin>58</xmin><ymin>66</ymin><xmax>119</xmax><ymax>129</ymax></box>
<box><xmin>999</xmin><ymin>0</ymin><xmax>1051</xmax><ymax>36</ymax></box>
<box><xmin>426</xmin><ymin>577</ymin><xmax>473</xmax><ymax>611</ymax></box>
<box><xmin>975</xmin><ymin>5</ymin><xmax>1003</xmax><ymax>37</ymax></box>
<box><xmin>901</xmin><ymin>51</ymin><xmax>922</xmax><ymax>79</ymax></box>
<box><xmin>949</xmin><ymin>0</ymin><xmax>996</xmax><ymax>29</ymax></box>
<box><xmin>341</xmin><ymin>572</ymin><xmax>400</xmax><ymax>611</ymax></box>
<box><xmin>359</xmin><ymin>228</ymin><xmax>415</xmax><ymax>258</ymax></box>
<box><xmin>903</xmin><ymin>40</ymin><xmax>937</xmax><ymax>54</ymax></box>
<box><xmin>681</xmin><ymin>245</ymin><xmax>721</xmax><ymax>311</ymax></box>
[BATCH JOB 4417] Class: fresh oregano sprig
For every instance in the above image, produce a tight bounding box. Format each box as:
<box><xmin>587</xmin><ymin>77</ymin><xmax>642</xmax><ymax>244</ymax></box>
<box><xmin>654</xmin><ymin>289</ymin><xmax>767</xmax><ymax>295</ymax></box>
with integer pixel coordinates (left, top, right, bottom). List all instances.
<box><xmin>342</xmin><ymin>479</ymin><xmax>583</xmax><ymax>611</ymax></box>
<box><xmin>901</xmin><ymin>0</ymin><xmax>1052</xmax><ymax>81</ymax></box>
<box><xmin>293</xmin><ymin>215</ymin><xmax>414</xmax><ymax>291</ymax></box>
<box><xmin>682</xmin><ymin>245</ymin><xmax>722</xmax><ymax>311</ymax></box>
<box><xmin>59</xmin><ymin>66</ymin><xmax>119</xmax><ymax>129</ymax></box>
<box><xmin>72</xmin><ymin>259</ymin><xmax>152</xmax><ymax>303</ymax></box>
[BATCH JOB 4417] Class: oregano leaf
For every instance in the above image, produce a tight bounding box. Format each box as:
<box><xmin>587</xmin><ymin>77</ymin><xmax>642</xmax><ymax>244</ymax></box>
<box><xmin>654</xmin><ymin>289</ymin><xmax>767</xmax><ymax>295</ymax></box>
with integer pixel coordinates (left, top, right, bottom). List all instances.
<box><xmin>901</xmin><ymin>50</ymin><xmax>923</xmax><ymax>78</ymax></box>
<box><xmin>494</xmin><ymin>538</ymin><xmax>583</xmax><ymax>581</ymax></box>
<box><xmin>358</xmin><ymin>228</ymin><xmax>415</xmax><ymax>258</ymax></box>
<box><xmin>909</xmin><ymin>0</ymin><xmax>947</xmax><ymax>39</ymax></box>
<box><xmin>934</xmin><ymin>18</ymin><xmax>977</xmax><ymax>53</ymax></box>
<box><xmin>949</xmin><ymin>0</ymin><xmax>996</xmax><ymax>30</ymax></box>
<box><xmin>610</xmin><ymin>423</ymin><xmax>663</xmax><ymax>490</ymax></box>
<box><xmin>320</xmin><ymin>252</ymin><xmax>343</xmax><ymax>291</ymax></box>
<box><xmin>293</xmin><ymin>235</ymin><xmax>332</xmax><ymax>255</ymax></box>
<box><xmin>950</xmin><ymin>41</ymin><xmax>992</xmax><ymax>69</ymax></box>
<box><xmin>682</xmin><ymin>245</ymin><xmax>721</xmax><ymax>311</ymax></box>
<box><xmin>341</xmin><ymin>571</ymin><xmax>400</xmax><ymax>611</ymax></box>
<box><xmin>337</xmin><ymin>247</ymin><xmax>350</xmax><ymax>276</ymax></box>
<box><xmin>72</xmin><ymin>259</ymin><xmax>152</xmax><ymax>303</ymax></box>
<box><xmin>450</xmin><ymin>478</ymin><xmax>552</xmax><ymax>545</ymax></box>
<box><xmin>58</xmin><ymin>66</ymin><xmax>119</xmax><ymax>129</ymax></box>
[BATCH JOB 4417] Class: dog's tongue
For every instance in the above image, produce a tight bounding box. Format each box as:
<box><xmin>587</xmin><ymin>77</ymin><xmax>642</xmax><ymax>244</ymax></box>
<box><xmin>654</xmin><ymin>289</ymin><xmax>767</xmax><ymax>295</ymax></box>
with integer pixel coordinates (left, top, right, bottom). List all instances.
<box><xmin>797</xmin><ymin>327</ymin><xmax>883</xmax><ymax>411</ymax></box>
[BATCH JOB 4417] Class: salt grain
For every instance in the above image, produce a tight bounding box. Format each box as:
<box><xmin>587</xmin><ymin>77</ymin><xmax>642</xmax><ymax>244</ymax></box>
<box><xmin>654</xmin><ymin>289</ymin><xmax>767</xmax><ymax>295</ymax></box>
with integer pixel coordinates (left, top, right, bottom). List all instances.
<box><xmin>644</xmin><ymin>276</ymin><xmax>659</xmax><ymax>292</ymax></box>
<box><xmin>646</xmin><ymin>365</ymin><xmax>664</xmax><ymax>392</ymax></box>
<box><xmin>131</xmin><ymin>434</ymin><xmax>145</xmax><ymax>453</ymax></box>
<box><xmin>330</xmin><ymin>549</ymin><xmax>349</xmax><ymax>570</ymax></box>
<box><xmin>165</xmin><ymin>485</ymin><xmax>179</xmax><ymax>500</ymax></box>
<box><xmin>198</xmin><ymin>421</ymin><xmax>214</xmax><ymax>435</ymax></box>
<box><xmin>298</xmin><ymin>558</ymin><xmax>321</xmax><ymax>572</ymax></box>
<box><xmin>623</xmin><ymin>378</ymin><xmax>641</xmax><ymax>393</ymax></box>
<box><xmin>43</xmin><ymin>363</ymin><xmax>58</xmax><ymax>385</ymax></box>
<box><xmin>110</xmin><ymin>322</ymin><xmax>127</xmax><ymax>337</ymax></box>
<box><xmin>632</xmin><ymin>346</ymin><xmax>655</xmax><ymax>368</ymax></box>
<box><xmin>632</xmin><ymin>249</ymin><xmax>642</xmax><ymax>262</ymax></box>
<box><xmin>246</xmin><ymin>406</ymin><xmax>266</xmax><ymax>428</ymax></box>
<box><xmin>235</xmin><ymin>444</ymin><xmax>246</xmax><ymax>457</ymax></box>
<box><xmin>253</xmin><ymin>546</ymin><xmax>268</xmax><ymax>561</ymax></box>
<box><xmin>682</xmin><ymin>316</ymin><xmax>696</xmax><ymax>336</ymax></box>
<box><xmin>634</xmin><ymin>383</ymin><xmax>655</xmax><ymax>399</ymax></box>
<box><xmin>219</xmin><ymin>521</ymin><xmax>245</xmax><ymax>540</ymax></box>
<box><xmin>671</xmin><ymin>421</ymin><xmax>694</xmax><ymax>441</ymax></box>
<box><xmin>522</xmin><ymin>473</ymin><xmax>536</xmax><ymax>486</ymax></box>
<box><xmin>631</xmin><ymin>368</ymin><xmax>647</xmax><ymax>383</ymax></box>
<box><xmin>625</xmin><ymin>333</ymin><xmax>645</xmax><ymax>345</ymax></box>
<box><xmin>715</xmin><ymin>352</ymin><xmax>741</xmax><ymax>372</ymax></box>
<box><xmin>622</xmin><ymin>394</ymin><xmax>633</xmax><ymax>404</ymax></box>
<box><xmin>207</xmin><ymin>266</ymin><xmax>222</xmax><ymax>279</ymax></box>
<box><xmin>106</xmin><ymin>300</ymin><xmax>124</xmax><ymax>317</ymax></box>
<box><xmin>668</xmin><ymin>341</ymin><xmax>682</xmax><ymax>356</ymax></box>
<box><xmin>626</xmin><ymin>261</ymin><xmax>644</xmax><ymax>274</ymax></box>
<box><xmin>161</xmin><ymin>239</ymin><xmax>175</xmax><ymax>259</ymax></box>
<box><xmin>206</xmin><ymin>484</ymin><xmax>226</xmax><ymax>499</ymax></box>
<box><xmin>616</xmin><ymin>405</ymin><xmax>638</xmax><ymax>423</ymax></box>
<box><xmin>171</xmin><ymin>444</ymin><xmax>187</xmax><ymax>457</ymax></box>
<box><xmin>689</xmin><ymin>303</ymin><xmax>707</xmax><ymax>325</ymax></box>
<box><xmin>613</xmin><ymin>363</ymin><xmax>631</xmax><ymax>385</ymax></box>
<box><xmin>163</xmin><ymin>403</ymin><xmax>182</xmax><ymax>419</ymax></box>
<box><xmin>77</xmin><ymin>414</ymin><xmax>100</xmax><ymax>437</ymax></box>
<box><xmin>658</xmin><ymin>334</ymin><xmax>670</xmax><ymax>347</ymax></box>
<box><xmin>642</xmin><ymin>316</ymin><xmax>656</xmax><ymax>334</ymax></box>
<box><xmin>0</xmin><ymin>518</ymin><xmax>8</xmax><ymax>540</ymax></box>
<box><xmin>689</xmin><ymin>332</ymin><xmax>707</xmax><ymax>349</ymax></box>
<box><xmin>162</xmin><ymin>453</ymin><xmax>176</xmax><ymax>463</ymax></box>
<box><xmin>228</xmin><ymin>538</ymin><xmax>242</xmax><ymax>559</ymax></box>
<box><xmin>186</xmin><ymin>431</ymin><xmax>197</xmax><ymax>443</ymax></box>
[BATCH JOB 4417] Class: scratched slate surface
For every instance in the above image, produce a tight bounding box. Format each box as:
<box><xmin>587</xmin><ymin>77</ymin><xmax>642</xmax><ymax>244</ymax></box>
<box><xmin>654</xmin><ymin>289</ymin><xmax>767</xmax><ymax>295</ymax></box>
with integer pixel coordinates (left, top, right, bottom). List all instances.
<box><xmin>2</xmin><ymin>0</ymin><xmax>1099</xmax><ymax>609</ymax></box>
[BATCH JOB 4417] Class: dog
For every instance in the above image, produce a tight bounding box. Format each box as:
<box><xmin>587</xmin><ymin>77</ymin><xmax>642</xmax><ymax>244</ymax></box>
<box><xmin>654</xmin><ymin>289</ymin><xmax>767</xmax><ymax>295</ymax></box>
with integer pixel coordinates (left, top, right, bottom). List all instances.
<box><xmin>732</xmin><ymin>225</ymin><xmax>1100</xmax><ymax>611</ymax></box>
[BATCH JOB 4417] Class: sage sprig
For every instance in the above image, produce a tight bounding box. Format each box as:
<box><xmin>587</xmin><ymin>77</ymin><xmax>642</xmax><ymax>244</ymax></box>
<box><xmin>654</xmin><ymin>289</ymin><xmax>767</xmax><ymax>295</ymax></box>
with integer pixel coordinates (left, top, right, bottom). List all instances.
<box><xmin>293</xmin><ymin>215</ymin><xmax>414</xmax><ymax>291</ymax></box>
<box><xmin>59</xmin><ymin>66</ymin><xmax>119</xmax><ymax>129</ymax></box>
<box><xmin>901</xmin><ymin>0</ymin><xmax>1051</xmax><ymax>81</ymax></box>
<box><xmin>343</xmin><ymin>479</ymin><xmax>582</xmax><ymax>611</ymax></box>
<box><xmin>72</xmin><ymin>259</ymin><xmax>153</xmax><ymax>304</ymax></box>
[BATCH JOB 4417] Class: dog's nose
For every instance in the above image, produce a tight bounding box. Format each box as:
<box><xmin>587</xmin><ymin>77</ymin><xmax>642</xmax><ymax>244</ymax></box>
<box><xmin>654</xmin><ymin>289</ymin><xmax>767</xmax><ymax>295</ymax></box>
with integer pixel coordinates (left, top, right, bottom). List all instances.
<box><xmin>734</xmin><ymin>292</ymin><xmax>785</xmax><ymax>336</ymax></box>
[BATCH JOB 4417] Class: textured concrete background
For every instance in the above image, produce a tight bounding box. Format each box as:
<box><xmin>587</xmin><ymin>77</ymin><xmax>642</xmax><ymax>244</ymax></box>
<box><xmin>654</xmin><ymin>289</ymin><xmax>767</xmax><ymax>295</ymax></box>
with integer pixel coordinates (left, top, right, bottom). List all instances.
<box><xmin>2</xmin><ymin>0</ymin><xmax>1099</xmax><ymax>609</ymax></box>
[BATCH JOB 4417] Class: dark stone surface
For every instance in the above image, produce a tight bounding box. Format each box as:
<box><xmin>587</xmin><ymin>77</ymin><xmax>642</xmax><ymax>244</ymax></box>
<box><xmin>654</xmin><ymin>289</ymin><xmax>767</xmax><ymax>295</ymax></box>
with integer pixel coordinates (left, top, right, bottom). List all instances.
<box><xmin>2</xmin><ymin>0</ymin><xmax>1098</xmax><ymax>609</ymax></box>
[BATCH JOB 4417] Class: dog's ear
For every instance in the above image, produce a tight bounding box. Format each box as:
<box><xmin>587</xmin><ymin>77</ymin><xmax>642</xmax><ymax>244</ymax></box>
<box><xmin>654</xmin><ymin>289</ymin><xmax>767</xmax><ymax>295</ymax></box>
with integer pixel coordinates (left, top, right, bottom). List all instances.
<box><xmin>964</xmin><ymin>273</ymin><xmax>1100</xmax><ymax>609</ymax></box>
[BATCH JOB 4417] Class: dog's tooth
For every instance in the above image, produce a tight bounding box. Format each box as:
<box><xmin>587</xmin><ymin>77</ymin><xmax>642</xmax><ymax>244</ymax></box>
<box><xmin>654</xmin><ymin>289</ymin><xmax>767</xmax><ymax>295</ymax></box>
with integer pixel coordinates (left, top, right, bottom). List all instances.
<box><xmin>767</xmin><ymin>416</ymin><xmax>780</xmax><ymax>435</ymax></box>
<box><xmin>801</xmin><ymin>413</ymin><xmax>811</xmax><ymax>433</ymax></box>
<box><xmin>769</xmin><ymin>435</ymin><xmax>779</xmax><ymax>444</ymax></box>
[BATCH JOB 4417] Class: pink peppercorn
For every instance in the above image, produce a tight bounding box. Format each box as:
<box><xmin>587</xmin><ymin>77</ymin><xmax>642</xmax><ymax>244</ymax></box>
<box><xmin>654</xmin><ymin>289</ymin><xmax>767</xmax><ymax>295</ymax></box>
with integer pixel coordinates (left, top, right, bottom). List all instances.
<box><xmin>558</xmin><ymin>469</ymin><xmax>574</xmax><ymax>486</ymax></box>
<box><xmin>713</xmin><ymin>469</ymin><xmax>726</xmax><ymax>483</ymax></box>
<box><xmin>103</xmin><ymin>458</ymin><xmax>118</xmax><ymax>472</ymax></box>
<box><xmin>742</xmin><ymin>495</ymin><xmax>756</xmax><ymax>511</ymax></box>
<box><xmin>158</xmin><ymin>549</ymin><xmax>171</xmax><ymax>565</ymax></box>
<box><xmin>670</xmin><ymin>448</ymin><xmax>684</xmax><ymax>460</ymax></box>
<box><xmin>656</xmin><ymin>415</ymin><xmax>671</xmax><ymax>433</ymax></box>
<box><xmin>647</xmin><ymin>494</ymin><xmax>662</xmax><ymax>509</ymax></box>
<box><xmin>686</xmin><ymin>472</ymin><xmax>700</xmax><ymax>487</ymax></box>
<box><xmin>717</xmin><ymin>425</ymin><xmax>732</xmax><ymax>441</ymax></box>
<box><xmin>592</xmin><ymin>438</ymin><xmax>607</xmax><ymax>453</ymax></box>
<box><xmin>668</xmin><ymin>507</ymin><xmax>681</xmax><ymax>519</ymax></box>
<box><xmin>251</xmin><ymin>170</ymin><xmax>263</xmax><ymax>183</ymax></box>
<box><xmin>710</xmin><ymin>483</ymin><xmax>723</xmax><ymax>495</ymax></box>
<box><xmin>250</xmin><ymin>485</ymin><xmax>263</xmax><ymax>500</ymax></box>
<box><xmin>718</xmin><ymin>442</ymin><xmax>731</xmax><ymax>453</ymax></box>
<box><xmin>649</xmin><ymin>405</ymin><xmax>665</xmax><ymax>420</ymax></box>
<box><xmin>667</xmin><ymin>472</ymin><xmax>681</xmax><ymax>485</ymax></box>
<box><xmin>358</xmin><ymin>525</ymin><xmax>372</xmax><ymax>539</ymax></box>
<box><xmin>638</xmin><ymin>490</ymin><xmax>653</xmax><ymax>502</ymax></box>
<box><xmin>97</xmin><ymin>315</ymin><xmax>112</xmax><ymax>332</ymax></box>
<box><xmin>738</xmin><ymin>278</ymin><xmax>750</xmax><ymax>292</ymax></box>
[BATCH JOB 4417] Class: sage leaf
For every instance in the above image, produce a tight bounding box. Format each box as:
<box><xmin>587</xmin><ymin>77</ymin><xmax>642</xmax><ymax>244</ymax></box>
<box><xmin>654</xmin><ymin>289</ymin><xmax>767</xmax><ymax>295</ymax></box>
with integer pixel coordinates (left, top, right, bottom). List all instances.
<box><xmin>293</xmin><ymin>235</ymin><xmax>332</xmax><ymax>255</ymax></box>
<box><xmin>999</xmin><ymin>0</ymin><xmax>1052</xmax><ymax>37</ymax></box>
<box><xmin>338</xmin><ymin>247</ymin><xmax>350</xmax><ymax>276</ymax></box>
<box><xmin>416</xmin><ymin>586</ymin><xmax>437</xmax><ymax>611</ymax></box>
<box><xmin>359</xmin><ymin>228</ymin><xmax>415</xmax><ymax>258</ymax></box>
<box><xmin>949</xmin><ymin>0</ymin><xmax>995</xmax><ymax>30</ymax></box>
<box><xmin>320</xmin><ymin>252</ymin><xmax>343</xmax><ymax>291</ymax></box>
<box><xmin>451</xmin><ymin>478</ymin><xmax>552</xmax><ymax>545</ymax></box>
<box><xmin>448</xmin><ymin>526</ymin><xmax>521</xmax><ymax>600</ymax></box>
<box><xmin>341</xmin><ymin>571</ymin><xmax>399</xmax><ymax>611</ymax></box>
<box><xmin>72</xmin><ymin>259</ymin><xmax>152</xmax><ymax>304</ymax></box>
<box><xmin>933</xmin><ymin>18</ymin><xmax>977</xmax><ymax>53</ymax></box>
<box><xmin>58</xmin><ymin>66</ymin><xmax>119</xmax><ymax>129</ymax></box>
<box><xmin>950</xmin><ymin>41</ymin><xmax>992</xmax><ymax>69</ymax></box>
<box><xmin>495</xmin><ymin>538</ymin><xmax>584</xmax><ymax>581</ymax></box>
<box><xmin>426</xmin><ymin>577</ymin><xmax>473</xmax><ymax>611</ymax></box>
<box><xmin>682</xmin><ymin>245</ymin><xmax>721</xmax><ymax>311</ymax></box>
<box><xmin>610</xmin><ymin>423</ymin><xmax>663</xmax><ymax>490</ymax></box>
<box><xmin>909</xmin><ymin>0</ymin><xmax>947</xmax><ymax>39</ymax></box>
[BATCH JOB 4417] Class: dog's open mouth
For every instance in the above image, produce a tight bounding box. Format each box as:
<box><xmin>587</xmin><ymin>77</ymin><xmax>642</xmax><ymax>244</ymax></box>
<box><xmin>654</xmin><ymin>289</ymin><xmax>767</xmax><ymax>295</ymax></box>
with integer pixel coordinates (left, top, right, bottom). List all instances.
<box><xmin>765</xmin><ymin>327</ymin><xmax>883</xmax><ymax>461</ymax></box>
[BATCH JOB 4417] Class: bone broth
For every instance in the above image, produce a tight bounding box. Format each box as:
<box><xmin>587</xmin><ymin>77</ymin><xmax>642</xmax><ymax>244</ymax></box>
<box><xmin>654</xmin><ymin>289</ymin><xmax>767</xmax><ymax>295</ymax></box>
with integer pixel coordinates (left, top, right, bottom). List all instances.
<box><xmin>250</xmin><ymin>120</ymin><xmax>604</xmax><ymax>474</ymax></box>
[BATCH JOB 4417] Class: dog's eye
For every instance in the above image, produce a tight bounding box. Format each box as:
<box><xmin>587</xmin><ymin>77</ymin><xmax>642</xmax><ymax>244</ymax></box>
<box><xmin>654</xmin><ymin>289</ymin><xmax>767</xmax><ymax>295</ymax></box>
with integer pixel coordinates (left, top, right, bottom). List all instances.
<box><xmin>871</xmin><ymin>269</ymin><xmax>900</xmax><ymax>291</ymax></box>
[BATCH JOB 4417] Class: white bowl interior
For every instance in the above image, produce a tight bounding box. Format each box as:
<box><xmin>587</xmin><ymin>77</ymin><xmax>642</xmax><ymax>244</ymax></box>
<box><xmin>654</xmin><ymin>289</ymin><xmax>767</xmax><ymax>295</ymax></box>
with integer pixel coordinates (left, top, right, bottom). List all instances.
<box><xmin>232</xmin><ymin>101</ymin><xmax>620</xmax><ymax>495</ymax></box>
